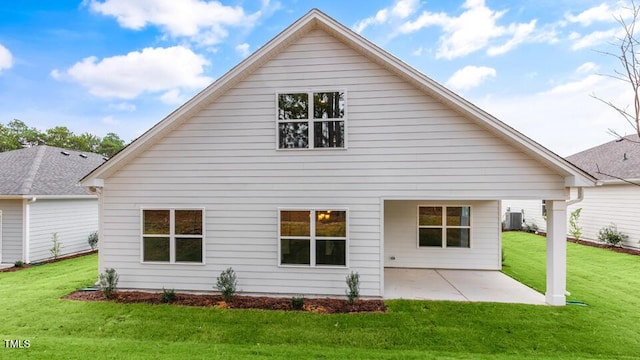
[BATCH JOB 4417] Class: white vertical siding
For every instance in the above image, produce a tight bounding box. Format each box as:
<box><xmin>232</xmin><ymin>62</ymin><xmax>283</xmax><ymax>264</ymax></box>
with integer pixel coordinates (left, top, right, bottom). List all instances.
<box><xmin>384</xmin><ymin>200</ymin><xmax>500</xmax><ymax>270</ymax></box>
<box><xmin>0</xmin><ymin>199</ymin><xmax>24</xmax><ymax>263</ymax></box>
<box><xmin>28</xmin><ymin>198</ymin><xmax>98</xmax><ymax>262</ymax></box>
<box><xmin>100</xmin><ymin>29</ymin><xmax>568</xmax><ymax>297</ymax></box>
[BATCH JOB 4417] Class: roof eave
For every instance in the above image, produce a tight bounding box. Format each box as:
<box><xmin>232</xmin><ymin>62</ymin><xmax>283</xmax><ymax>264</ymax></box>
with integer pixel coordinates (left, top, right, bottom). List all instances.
<box><xmin>0</xmin><ymin>194</ymin><xmax>96</xmax><ymax>200</ymax></box>
<box><xmin>599</xmin><ymin>178</ymin><xmax>640</xmax><ymax>185</ymax></box>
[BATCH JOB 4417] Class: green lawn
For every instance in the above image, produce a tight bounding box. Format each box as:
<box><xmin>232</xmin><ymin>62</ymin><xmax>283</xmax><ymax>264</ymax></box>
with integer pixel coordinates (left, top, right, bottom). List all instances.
<box><xmin>1</xmin><ymin>232</ymin><xmax>639</xmax><ymax>359</ymax></box>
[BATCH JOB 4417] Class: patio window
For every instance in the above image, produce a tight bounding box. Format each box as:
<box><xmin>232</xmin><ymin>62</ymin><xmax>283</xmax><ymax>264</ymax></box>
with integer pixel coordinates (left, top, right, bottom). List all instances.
<box><xmin>418</xmin><ymin>206</ymin><xmax>471</xmax><ymax>248</ymax></box>
<box><xmin>277</xmin><ymin>91</ymin><xmax>345</xmax><ymax>149</ymax></box>
<box><xmin>142</xmin><ymin>209</ymin><xmax>204</xmax><ymax>263</ymax></box>
<box><xmin>279</xmin><ymin>209</ymin><xmax>347</xmax><ymax>266</ymax></box>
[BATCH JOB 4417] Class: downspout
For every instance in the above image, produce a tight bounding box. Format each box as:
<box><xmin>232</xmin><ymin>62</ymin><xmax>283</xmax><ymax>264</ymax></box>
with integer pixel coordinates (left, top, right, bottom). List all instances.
<box><xmin>24</xmin><ymin>197</ymin><xmax>37</xmax><ymax>263</ymax></box>
<box><xmin>566</xmin><ymin>187</ymin><xmax>584</xmax><ymax>206</ymax></box>
<box><xmin>88</xmin><ymin>186</ymin><xmax>103</xmax><ymax>282</ymax></box>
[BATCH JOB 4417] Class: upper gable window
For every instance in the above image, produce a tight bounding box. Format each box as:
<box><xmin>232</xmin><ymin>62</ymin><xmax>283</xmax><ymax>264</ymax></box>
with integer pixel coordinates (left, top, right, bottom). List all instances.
<box><xmin>277</xmin><ymin>91</ymin><xmax>345</xmax><ymax>149</ymax></box>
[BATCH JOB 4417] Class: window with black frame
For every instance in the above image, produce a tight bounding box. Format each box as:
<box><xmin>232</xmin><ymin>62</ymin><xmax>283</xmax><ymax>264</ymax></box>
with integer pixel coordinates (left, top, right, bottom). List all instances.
<box><xmin>277</xmin><ymin>91</ymin><xmax>345</xmax><ymax>149</ymax></box>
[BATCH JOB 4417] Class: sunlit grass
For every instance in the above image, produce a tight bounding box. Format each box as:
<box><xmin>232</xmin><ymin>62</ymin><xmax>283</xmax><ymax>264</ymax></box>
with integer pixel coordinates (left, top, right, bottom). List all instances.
<box><xmin>0</xmin><ymin>233</ymin><xmax>639</xmax><ymax>359</ymax></box>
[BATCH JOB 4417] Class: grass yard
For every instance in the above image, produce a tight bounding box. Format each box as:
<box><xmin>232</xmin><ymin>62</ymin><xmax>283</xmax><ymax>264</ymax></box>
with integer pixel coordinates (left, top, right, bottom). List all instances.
<box><xmin>1</xmin><ymin>232</ymin><xmax>639</xmax><ymax>359</ymax></box>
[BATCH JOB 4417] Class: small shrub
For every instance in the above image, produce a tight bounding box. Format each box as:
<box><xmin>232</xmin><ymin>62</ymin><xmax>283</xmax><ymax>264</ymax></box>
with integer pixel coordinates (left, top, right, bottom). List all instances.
<box><xmin>569</xmin><ymin>208</ymin><xmax>583</xmax><ymax>240</ymax></box>
<box><xmin>598</xmin><ymin>224</ymin><xmax>628</xmax><ymax>247</ymax></box>
<box><xmin>50</xmin><ymin>232</ymin><xmax>62</xmax><ymax>259</ymax></box>
<box><xmin>291</xmin><ymin>296</ymin><xmax>304</xmax><ymax>310</ymax></box>
<box><xmin>345</xmin><ymin>271</ymin><xmax>360</xmax><ymax>304</ymax></box>
<box><xmin>99</xmin><ymin>268</ymin><xmax>119</xmax><ymax>299</ymax></box>
<box><xmin>523</xmin><ymin>222</ymin><xmax>539</xmax><ymax>233</ymax></box>
<box><xmin>501</xmin><ymin>249</ymin><xmax>506</xmax><ymax>266</ymax></box>
<box><xmin>216</xmin><ymin>267</ymin><xmax>237</xmax><ymax>302</ymax></box>
<box><xmin>14</xmin><ymin>260</ymin><xmax>23</xmax><ymax>268</ymax></box>
<box><xmin>161</xmin><ymin>287</ymin><xmax>176</xmax><ymax>303</ymax></box>
<box><xmin>87</xmin><ymin>231</ymin><xmax>99</xmax><ymax>250</ymax></box>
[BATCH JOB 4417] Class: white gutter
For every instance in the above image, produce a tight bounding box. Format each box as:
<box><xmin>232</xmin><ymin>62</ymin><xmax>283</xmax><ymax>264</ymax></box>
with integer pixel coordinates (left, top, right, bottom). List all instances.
<box><xmin>0</xmin><ymin>195</ymin><xmax>96</xmax><ymax>200</ymax></box>
<box><xmin>566</xmin><ymin>187</ymin><xmax>584</xmax><ymax>206</ymax></box>
<box><xmin>597</xmin><ymin>178</ymin><xmax>640</xmax><ymax>186</ymax></box>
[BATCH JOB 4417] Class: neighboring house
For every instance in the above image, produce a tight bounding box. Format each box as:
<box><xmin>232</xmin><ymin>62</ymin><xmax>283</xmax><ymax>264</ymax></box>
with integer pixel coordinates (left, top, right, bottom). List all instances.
<box><xmin>0</xmin><ymin>145</ymin><xmax>106</xmax><ymax>264</ymax></box>
<box><xmin>81</xmin><ymin>10</ymin><xmax>595</xmax><ymax>305</ymax></box>
<box><xmin>505</xmin><ymin>135</ymin><xmax>640</xmax><ymax>249</ymax></box>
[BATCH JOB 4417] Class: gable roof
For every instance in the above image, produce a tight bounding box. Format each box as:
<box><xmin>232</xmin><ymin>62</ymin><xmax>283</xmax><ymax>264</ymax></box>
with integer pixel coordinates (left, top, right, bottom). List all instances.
<box><xmin>566</xmin><ymin>134</ymin><xmax>640</xmax><ymax>182</ymax></box>
<box><xmin>0</xmin><ymin>145</ymin><xmax>106</xmax><ymax>196</ymax></box>
<box><xmin>81</xmin><ymin>9</ymin><xmax>595</xmax><ymax>188</ymax></box>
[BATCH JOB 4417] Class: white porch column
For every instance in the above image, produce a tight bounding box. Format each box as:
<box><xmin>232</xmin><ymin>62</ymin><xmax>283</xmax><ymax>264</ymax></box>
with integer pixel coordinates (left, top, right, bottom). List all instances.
<box><xmin>545</xmin><ymin>200</ymin><xmax>567</xmax><ymax>306</ymax></box>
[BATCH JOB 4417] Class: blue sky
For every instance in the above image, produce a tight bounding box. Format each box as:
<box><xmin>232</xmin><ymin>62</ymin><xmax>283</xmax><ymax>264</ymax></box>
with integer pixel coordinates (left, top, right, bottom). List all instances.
<box><xmin>0</xmin><ymin>0</ymin><xmax>633</xmax><ymax>156</ymax></box>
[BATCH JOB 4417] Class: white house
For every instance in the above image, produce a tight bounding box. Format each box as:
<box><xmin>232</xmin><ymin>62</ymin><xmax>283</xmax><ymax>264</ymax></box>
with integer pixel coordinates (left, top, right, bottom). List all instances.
<box><xmin>0</xmin><ymin>145</ymin><xmax>105</xmax><ymax>264</ymax></box>
<box><xmin>506</xmin><ymin>135</ymin><xmax>640</xmax><ymax>249</ymax></box>
<box><xmin>81</xmin><ymin>9</ymin><xmax>595</xmax><ymax>305</ymax></box>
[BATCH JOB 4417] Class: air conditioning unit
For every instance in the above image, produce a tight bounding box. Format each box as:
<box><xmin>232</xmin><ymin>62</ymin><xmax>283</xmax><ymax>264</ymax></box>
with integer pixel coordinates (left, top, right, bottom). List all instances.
<box><xmin>504</xmin><ymin>211</ymin><xmax>523</xmax><ymax>230</ymax></box>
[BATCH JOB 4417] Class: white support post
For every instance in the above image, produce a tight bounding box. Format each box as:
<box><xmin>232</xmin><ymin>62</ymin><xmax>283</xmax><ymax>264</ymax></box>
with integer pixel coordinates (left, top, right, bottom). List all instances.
<box><xmin>546</xmin><ymin>200</ymin><xmax>567</xmax><ymax>306</ymax></box>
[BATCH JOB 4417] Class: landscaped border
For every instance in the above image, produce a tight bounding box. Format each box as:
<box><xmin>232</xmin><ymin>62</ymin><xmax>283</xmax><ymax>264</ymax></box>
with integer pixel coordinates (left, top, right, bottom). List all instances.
<box><xmin>63</xmin><ymin>290</ymin><xmax>387</xmax><ymax>314</ymax></box>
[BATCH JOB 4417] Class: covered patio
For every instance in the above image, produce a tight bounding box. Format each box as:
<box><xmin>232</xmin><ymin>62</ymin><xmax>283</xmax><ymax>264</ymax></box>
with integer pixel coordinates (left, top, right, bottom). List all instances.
<box><xmin>384</xmin><ymin>268</ymin><xmax>545</xmax><ymax>305</ymax></box>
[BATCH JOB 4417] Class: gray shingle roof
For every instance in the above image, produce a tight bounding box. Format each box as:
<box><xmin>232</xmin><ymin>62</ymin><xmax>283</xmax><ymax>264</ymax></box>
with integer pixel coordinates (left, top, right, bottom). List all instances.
<box><xmin>566</xmin><ymin>134</ymin><xmax>640</xmax><ymax>181</ymax></box>
<box><xmin>0</xmin><ymin>146</ymin><xmax>107</xmax><ymax>196</ymax></box>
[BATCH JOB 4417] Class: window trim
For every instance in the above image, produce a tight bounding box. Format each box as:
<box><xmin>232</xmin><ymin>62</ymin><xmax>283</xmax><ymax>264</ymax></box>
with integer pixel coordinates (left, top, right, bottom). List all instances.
<box><xmin>417</xmin><ymin>205</ymin><xmax>472</xmax><ymax>249</ymax></box>
<box><xmin>275</xmin><ymin>89</ymin><xmax>348</xmax><ymax>150</ymax></box>
<box><xmin>277</xmin><ymin>207</ymin><xmax>349</xmax><ymax>268</ymax></box>
<box><xmin>140</xmin><ymin>208</ymin><xmax>206</xmax><ymax>265</ymax></box>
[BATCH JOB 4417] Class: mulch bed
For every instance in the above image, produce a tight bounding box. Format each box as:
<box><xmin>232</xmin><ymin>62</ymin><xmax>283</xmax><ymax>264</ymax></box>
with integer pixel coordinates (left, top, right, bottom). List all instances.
<box><xmin>0</xmin><ymin>250</ymin><xmax>98</xmax><ymax>273</ymax></box>
<box><xmin>63</xmin><ymin>290</ymin><xmax>387</xmax><ymax>314</ymax></box>
<box><xmin>567</xmin><ymin>238</ymin><xmax>640</xmax><ymax>256</ymax></box>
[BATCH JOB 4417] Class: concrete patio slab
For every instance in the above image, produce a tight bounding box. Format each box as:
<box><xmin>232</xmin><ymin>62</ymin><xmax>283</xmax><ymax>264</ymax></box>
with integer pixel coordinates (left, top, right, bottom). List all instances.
<box><xmin>384</xmin><ymin>268</ymin><xmax>546</xmax><ymax>305</ymax></box>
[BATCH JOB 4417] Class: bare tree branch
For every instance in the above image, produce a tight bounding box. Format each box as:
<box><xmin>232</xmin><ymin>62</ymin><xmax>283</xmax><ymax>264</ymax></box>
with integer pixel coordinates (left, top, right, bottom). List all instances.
<box><xmin>607</xmin><ymin>128</ymin><xmax>640</xmax><ymax>143</ymax></box>
<box><xmin>595</xmin><ymin>163</ymin><xmax>640</xmax><ymax>186</ymax></box>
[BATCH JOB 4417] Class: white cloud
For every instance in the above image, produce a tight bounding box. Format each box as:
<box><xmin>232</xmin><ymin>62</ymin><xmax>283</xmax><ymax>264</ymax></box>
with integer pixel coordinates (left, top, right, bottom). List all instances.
<box><xmin>565</xmin><ymin>3</ymin><xmax>617</xmax><ymax>26</ymax></box>
<box><xmin>160</xmin><ymin>89</ymin><xmax>187</xmax><ymax>105</ymax></box>
<box><xmin>87</xmin><ymin>0</ymin><xmax>274</xmax><ymax>45</ymax></box>
<box><xmin>576</xmin><ymin>62</ymin><xmax>599</xmax><ymax>74</ymax></box>
<box><xmin>399</xmin><ymin>0</ymin><xmax>539</xmax><ymax>59</ymax></box>
<box><xmin>475</xmin><ymin>74</ymin><xmax>631</xmax><ymax>156</ymax></box>
<box><xmin>0</xmin><ymin>43</ymin><xmax>13</xmax><ymax>73</ymax></box>
<box><xmin>50</xmin><ymin>69</ymin><xmax>61</xmax><ymax>79</ymax></box>
<box><xmin>354</xmin><ymin>0</ymin><xmax>419</xmax><ymax>33</ymax></box>
<box><xmin>235</xmin><ymin>43</ymin><xmax>250</xmax><ymax>57</ymax></box>
<box><xmin>487</xmin><ymin>20</ymin><xmax>536</xmax><ymax>56</ymax></box>
<box><xmin>55</xmin><ymin>46</ymin><xmax>212</xmax><ymax>99</ymax></box>
<box><xmin>446</xmin><ymin>65</ymin><xmax>496</xmax><ymax>91</ymax></box>
<box><xmin>570</xmin><ymin>28</ymin><xmax>620</xmax><ymax>50</ymax></box>
<box><xmin>412</xmin><ymin>46</ymin><xmax>424</xmax><ymax>56</ymax></box>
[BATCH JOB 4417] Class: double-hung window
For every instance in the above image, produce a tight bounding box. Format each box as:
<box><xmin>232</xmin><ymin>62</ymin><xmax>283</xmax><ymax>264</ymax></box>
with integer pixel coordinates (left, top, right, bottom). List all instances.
<box><xmin>277</xmin><ymin>91</ymin><xmax>345</xmax><ymax>149</ymax></box>
<box><xmin>142</xmin><ymin>209</ymin><xmax>204</xmax><ymax>263</ymax></box>
<box><xmin>418</xmin><ymin>206</ymin><xmax>471</xmax><ymax>248</ymax></box>
<box><xmin>279</xmin><ymin>209</ymin><xmax>347</xmax><ymax>266</ymax></box>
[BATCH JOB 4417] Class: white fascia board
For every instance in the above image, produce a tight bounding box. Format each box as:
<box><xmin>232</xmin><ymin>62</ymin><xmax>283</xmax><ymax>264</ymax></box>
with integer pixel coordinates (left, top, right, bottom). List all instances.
<box><xmin>598</xmin><ymin>178</ymin><xmax>640</xmax><ymax>185</ymax></box>
<box><xmin>80</xmin><ymin>178</ymin><xmax>104</xmax><ymax>188</ymax></box>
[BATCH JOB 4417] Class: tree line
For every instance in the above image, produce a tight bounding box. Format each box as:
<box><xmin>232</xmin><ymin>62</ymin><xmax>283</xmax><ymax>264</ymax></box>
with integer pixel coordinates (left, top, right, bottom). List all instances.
<box><xmin>0</xmin><ymin>119</ymin><xmax>126</xmax><ymax>157</ymax></box>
